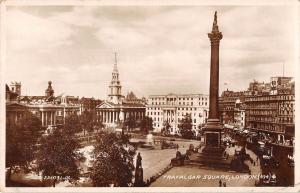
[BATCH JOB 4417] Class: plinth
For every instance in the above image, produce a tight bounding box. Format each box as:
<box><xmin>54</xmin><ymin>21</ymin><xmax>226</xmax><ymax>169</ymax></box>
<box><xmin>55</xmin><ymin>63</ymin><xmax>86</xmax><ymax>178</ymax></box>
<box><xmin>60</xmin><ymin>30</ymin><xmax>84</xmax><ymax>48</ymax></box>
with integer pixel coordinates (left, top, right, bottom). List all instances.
<box><xmin>186</xmin><ymin>119</ymin><xmax>230</xmax><ymax>168</ymax></box>
<box><xmin>201</xmin><ymin>119</ymin><xmax>225</xmax><ymax>158</ymax></box>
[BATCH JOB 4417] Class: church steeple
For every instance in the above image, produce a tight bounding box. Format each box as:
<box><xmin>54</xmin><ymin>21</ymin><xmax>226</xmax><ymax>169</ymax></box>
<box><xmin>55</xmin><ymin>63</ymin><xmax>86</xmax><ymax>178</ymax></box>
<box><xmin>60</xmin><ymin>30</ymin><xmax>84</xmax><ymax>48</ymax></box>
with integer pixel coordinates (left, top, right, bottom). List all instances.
<box><xmin>108</xmin><ymin>52</ymin><xmax>122</xmax><ymax>104</ymax></box>
<box><xmin>113</xmin><ymin>52</ymin><xmax>118</xmax><ymax>73</ymax></box>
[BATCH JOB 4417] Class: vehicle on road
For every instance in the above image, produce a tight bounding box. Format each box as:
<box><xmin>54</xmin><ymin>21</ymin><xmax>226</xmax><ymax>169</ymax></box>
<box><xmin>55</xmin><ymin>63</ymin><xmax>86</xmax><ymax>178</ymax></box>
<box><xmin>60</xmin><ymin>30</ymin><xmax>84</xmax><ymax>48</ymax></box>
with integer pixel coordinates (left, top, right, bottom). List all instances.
<box><xmin>261</xmin><ymin>155</ymin><xmax>280</xmax><ymax>167</ymax></box>
<box><xmin>287</xmin><ymin>155</ymin><xmax>294</xmax><ymax>167</ymax></box>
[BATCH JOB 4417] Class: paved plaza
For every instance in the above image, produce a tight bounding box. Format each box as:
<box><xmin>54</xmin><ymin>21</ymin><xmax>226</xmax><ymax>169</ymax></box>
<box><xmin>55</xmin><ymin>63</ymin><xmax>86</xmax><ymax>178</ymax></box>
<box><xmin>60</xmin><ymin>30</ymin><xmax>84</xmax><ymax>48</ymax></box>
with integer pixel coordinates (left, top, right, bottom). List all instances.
<box><xmin>134</xmin><ymin>137</ymin><xmax>200</xmax><ymax>181</ymax></box>
<box><xmin>149</xmin><ymin>144</ymin><xmax>262</xmax><ymax>187</ymax></box>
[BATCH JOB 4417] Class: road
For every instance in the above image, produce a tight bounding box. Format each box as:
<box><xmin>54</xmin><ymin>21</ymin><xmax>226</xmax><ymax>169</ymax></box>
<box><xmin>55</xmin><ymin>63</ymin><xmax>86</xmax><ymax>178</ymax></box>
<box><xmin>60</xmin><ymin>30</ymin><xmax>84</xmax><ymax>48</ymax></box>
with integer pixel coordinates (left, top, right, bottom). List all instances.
<box><xmin>134</xmin><ymin>137</ymin><xmax>201</xmax><ymax>182</ymax></box>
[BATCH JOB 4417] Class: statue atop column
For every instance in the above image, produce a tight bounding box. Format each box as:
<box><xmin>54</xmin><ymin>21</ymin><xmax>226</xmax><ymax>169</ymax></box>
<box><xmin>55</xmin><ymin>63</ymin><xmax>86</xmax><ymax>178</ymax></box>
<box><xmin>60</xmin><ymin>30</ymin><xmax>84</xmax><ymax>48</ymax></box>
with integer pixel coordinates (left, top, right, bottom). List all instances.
<box><xmin>136</xmin><ymin>152</ymin><xmax>142</xmax><ymax>169</ymax></box>
<box><xmin>134</xmin><ymin>152</ymin><xmax>144</xmax><ymax>186</ymax></box>
<box><xmin>214</xmin><ymin>11</ymin><xmax>217</xmax><ymax>25</ymax></box>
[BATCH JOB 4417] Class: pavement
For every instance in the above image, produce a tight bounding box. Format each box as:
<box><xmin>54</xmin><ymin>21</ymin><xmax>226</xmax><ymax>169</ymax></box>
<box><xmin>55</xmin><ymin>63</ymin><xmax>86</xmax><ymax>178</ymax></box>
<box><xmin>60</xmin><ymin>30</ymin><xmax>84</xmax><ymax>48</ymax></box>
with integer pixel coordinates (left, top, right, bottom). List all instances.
<box><xmin>150</xmin><ymin>145</ymin><xmax>262</xmax><ymax>187</ymax></box>
<box><xmin>134</xmin><ymin>138</ymin><xmax>201</xmax><ymax>182</ymax></box>
<box><xmin>150</xmin><ymin>166</ymin><xmax>257</xmax><ymax>187</ymax></box>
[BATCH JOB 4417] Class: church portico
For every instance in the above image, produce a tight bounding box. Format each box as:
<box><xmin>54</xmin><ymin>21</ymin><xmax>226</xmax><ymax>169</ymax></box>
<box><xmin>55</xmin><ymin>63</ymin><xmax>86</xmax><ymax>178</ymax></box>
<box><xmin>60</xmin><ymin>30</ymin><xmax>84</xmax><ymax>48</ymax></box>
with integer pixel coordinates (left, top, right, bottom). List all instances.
<box><xmin>96</xmin><ymin>102</ymin><xmax>145</xmax><ymax>128</ymax></box>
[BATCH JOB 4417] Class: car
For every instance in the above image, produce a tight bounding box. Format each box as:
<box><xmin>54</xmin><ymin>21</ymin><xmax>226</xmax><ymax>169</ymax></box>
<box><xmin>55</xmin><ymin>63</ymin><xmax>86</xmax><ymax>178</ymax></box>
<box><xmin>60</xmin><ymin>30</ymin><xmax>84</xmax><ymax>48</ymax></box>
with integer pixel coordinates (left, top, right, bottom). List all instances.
<box><xmin>287</xmin><ymin>155</ymin><xmax>294</xmax><ymax>167</ymax></box>
<box><xmin>288</xmin><ymin>159</ymin><xmax>294</xmax><ymax>167</ymax></box>
<box><xmin>262</xmin><ymin>155</ymin><xmax>280</xmax><ymax>167</ymax></box>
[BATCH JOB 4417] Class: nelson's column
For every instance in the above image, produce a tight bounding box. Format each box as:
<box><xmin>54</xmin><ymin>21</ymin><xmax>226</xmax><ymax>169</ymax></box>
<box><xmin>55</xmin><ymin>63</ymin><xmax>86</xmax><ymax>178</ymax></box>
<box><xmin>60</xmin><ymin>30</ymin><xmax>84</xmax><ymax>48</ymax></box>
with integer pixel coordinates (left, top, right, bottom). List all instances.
<box><xmin>201</xmin><ymin>11</ymin><xmax>226</xmax><ymax>159</ymax></box>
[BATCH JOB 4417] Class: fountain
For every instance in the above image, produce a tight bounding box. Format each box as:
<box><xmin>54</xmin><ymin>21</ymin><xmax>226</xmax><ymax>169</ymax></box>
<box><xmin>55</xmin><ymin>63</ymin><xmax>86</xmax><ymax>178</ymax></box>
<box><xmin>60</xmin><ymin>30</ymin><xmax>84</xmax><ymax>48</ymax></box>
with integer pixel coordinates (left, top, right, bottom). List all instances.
<box><xmin>140</xmin><ymin>133</ymin><xmax>155</xmax><ymax>149</ymax></box>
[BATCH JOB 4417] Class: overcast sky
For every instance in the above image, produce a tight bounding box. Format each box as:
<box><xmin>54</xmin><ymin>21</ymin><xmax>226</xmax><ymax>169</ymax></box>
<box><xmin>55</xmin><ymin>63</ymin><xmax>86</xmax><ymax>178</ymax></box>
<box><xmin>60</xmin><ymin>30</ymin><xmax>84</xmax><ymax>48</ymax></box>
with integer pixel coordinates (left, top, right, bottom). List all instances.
<box><xmin>5</xmin><ymin>5</ymin><xmax>297</xmax><ymax>99</ymax></box>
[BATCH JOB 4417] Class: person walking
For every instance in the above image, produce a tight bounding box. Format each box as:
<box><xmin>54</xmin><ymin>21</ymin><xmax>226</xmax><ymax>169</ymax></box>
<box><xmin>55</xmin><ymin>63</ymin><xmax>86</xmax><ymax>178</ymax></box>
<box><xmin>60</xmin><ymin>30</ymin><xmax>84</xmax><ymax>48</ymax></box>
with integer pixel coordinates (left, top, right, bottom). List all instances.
<box><xmin>223</xmin><ymin>182</ymin><xmax>226</xmax><ymax>187</ymax></box>
<box><xmin>219</xmin><ymin>180</ymin><xmax>222</xmax><ymax>187</ymax></box>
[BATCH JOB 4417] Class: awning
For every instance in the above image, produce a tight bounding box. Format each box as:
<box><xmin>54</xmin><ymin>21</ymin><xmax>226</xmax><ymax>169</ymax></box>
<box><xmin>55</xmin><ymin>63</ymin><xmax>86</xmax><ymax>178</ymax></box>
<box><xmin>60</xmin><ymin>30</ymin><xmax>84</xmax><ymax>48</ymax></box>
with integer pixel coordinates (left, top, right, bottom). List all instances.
<box><xmin>258</xmin><ymin>141</ymin><xmax>265</xmax><ymax>145</ymax></box>
<box><xmin>224</xmin><ymin>124</ymin><xmax>235</xmax><ymax>129</ymax></box>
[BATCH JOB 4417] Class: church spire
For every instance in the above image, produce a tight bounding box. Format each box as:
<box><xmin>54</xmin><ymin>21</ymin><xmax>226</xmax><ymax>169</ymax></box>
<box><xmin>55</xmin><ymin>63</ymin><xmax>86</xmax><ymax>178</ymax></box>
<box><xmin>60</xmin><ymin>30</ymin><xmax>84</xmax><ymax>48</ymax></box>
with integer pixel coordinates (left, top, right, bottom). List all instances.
<box><xmin>113</xmin><ymin>52</ymin><xmax>118</xmax><ymax>73</ymax></box>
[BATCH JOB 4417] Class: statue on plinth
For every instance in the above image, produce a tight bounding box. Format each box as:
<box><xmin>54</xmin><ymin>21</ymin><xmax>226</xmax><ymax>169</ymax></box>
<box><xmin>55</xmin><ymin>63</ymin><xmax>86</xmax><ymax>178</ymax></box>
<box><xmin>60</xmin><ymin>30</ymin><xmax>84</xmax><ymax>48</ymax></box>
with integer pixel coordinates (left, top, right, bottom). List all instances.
<box><xmin>134</xmin><ymin>152</ymin><xmax>144</xmax><ymax>186</ymax></box>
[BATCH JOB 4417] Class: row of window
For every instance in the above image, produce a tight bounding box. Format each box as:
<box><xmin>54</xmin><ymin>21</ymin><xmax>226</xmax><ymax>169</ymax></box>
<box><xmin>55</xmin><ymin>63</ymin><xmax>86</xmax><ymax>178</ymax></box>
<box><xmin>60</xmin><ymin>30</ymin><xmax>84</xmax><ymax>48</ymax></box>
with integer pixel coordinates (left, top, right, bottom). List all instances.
<box><xmin>152</xmin><ymin>123</ymin><xmax>198</xmax><ymax>130</ymax></box>
<box><xmin>245</xmin><ymin>95</ymin><xmax>294</xmax><ymax>102</ymax></box>
<box><xmin>150</xmin><ymin>101</ymin><xmax>208</xmax><ymax>106</ymax></box>
<box><xmin>150</xmin><ymin>97</ymin><xmax>208</xmax><ymax>101</ymax></box>
<box><xmin>248</xmin><ymin>110</ymin><xmax>277</xmax><ymax>116</ymax></box>
<box><xmin>147</xmin><ymin>112</ymin><xmax>205</xmax><ymax>117</ymax></box>
<box><xmin>246</xmin><ymin>103</ymin><xmax>277</xmax><ymax>109</ymax></box>
<box><xmin>254</xmin><ymin>123</ymin><xmax>285</xmax><ymax>133</ymax></box>
<box><xmin>147</xmin><ymin>107</ymin><xmax>206</xmax><ymax>111</ymax></box>
<box><xmin>279</xmin><ymin>103</ymin><xmax>294</xmax><ymax>108</ymax></box>
<box><xmin>152</xmin><ymin>117</ymin><xmax>199</xmax><ymax>123</ymax></box>
<box><xmin>278</xmin><ymin>117</ymin><xmax>294</xmax><ymax>123</ymax></box>
<box><xmin>249</xmin><ymin>117</ymin><xmax>275</xmax><ymax>122</ymax></box>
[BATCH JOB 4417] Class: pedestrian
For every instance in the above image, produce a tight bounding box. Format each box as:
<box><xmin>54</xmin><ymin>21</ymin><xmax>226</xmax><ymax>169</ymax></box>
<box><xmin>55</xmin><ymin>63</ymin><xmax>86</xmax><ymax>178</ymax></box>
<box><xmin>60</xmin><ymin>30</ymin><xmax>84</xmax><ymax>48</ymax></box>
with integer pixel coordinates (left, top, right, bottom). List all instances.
<box><xmin>219</xmin><ymin>180</ymin><xmax>222</xmax><ymax>187</ymax></box>
<box><xmin>223</xmin><ymin>182</ymin><xmax>226</xmax><ymax>187</ymax></box>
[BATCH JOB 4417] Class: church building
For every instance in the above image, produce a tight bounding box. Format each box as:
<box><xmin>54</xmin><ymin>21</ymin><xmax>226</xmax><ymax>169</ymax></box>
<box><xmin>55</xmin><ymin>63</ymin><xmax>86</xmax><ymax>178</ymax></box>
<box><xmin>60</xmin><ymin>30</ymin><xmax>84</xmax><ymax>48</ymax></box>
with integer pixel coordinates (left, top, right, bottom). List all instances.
<box><xmin>96</xmin><ymin>53</ymin><xmax>146</xmax><ymax>129</ymax></box>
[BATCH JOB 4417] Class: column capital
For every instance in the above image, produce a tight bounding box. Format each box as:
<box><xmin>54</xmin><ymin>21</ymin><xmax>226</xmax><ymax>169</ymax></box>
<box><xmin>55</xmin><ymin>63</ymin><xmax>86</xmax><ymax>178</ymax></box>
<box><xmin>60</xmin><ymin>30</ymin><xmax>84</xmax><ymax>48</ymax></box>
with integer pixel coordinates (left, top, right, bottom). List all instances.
<box><xmin>208</xmin><ymin>31</ymin><xmax>223</xmax><ymax>43</ymax></box>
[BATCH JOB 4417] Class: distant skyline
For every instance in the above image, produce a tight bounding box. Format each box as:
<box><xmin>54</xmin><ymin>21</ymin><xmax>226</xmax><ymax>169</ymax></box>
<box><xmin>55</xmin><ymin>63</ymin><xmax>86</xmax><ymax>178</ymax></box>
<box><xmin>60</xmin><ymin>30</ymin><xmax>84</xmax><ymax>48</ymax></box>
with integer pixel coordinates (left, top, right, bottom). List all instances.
<box><xmin>5</xmin><ymin>5</ymin><xmax>297</xmax><ymax>99</ymax></box>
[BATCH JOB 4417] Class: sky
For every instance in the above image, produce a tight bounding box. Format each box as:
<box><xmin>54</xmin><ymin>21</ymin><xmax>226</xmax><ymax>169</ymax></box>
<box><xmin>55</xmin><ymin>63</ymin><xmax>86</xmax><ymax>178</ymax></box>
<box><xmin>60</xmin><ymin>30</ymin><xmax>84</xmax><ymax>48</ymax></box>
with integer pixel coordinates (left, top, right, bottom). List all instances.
<box><xmin>4</xmin><ymin>5</ymin><xmax>298</xmax><ymax>99</ymax></box>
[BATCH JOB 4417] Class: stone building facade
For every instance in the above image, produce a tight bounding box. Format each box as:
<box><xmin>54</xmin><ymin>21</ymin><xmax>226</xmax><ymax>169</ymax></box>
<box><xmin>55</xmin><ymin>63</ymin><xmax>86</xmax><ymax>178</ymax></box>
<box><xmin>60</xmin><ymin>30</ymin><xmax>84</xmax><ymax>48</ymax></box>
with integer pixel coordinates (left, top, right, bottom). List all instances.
<box><xmin>146</xmin><ymin>94</ymin><xmax>209</xmax><ymax>134</ymax></box>
<box><xmin>219</xmin><ymin>90</ymin><xmax>245</xmax><ymax>127</ymax></box>
<box><xmin>6</xmin><ymin>81</ymin><xmax>80</xmax><ymax>128</ymax></box>
<box><xmin>244</xmin><ymin>77</ymin><xmax>295</xmax><ymax>143</ymax></box>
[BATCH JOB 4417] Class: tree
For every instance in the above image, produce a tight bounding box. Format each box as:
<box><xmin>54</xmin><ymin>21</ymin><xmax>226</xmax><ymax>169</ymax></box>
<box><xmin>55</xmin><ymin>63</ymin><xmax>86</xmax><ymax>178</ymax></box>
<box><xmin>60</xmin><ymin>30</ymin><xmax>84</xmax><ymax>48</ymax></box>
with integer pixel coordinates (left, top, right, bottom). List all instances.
<box><xmin>93</xmin><ymin>117</ymin><xmax>104</xmax><ymax>133</ymax></box>
<box><xmin>36</xmin><ymin>128</ymin><xmax>84</xmax><ymax>187</ymax></box>
<box><xmin>161</xmin><ymin>121</ymin><xmax>171</xmax><ymax>136</ymax></box>
<box><xmin>140</xmin><ymin>116</ymin><xmax>153</xmax><ymax>134</ymax></box>
<box><xmin>124</xmin><ymin>116</ymin><xmax>136</xmax><ymax>132</ymax></box>
<box><xmin>6</xmin><ymin>111</ymin><xmax>42</xmax><ymax>181</ymax></box>
<box><xmin>90</xmin><ymin>131</ymin><xmax>135</xmax><ymax>187</ymax></box>
<box><xmin>64</xmin><ymin>114</ymin><xmax>81</xmax><ymax>134</ymax></box>
<box><xmin>178</xmin><ymin>114</ymin><xmax>194</xmax><ymax>139</ymax></box>
<box><xmin>79</xmin><ymin>110</ymin><xmax>95</xmax><ymax>136</ymax></box>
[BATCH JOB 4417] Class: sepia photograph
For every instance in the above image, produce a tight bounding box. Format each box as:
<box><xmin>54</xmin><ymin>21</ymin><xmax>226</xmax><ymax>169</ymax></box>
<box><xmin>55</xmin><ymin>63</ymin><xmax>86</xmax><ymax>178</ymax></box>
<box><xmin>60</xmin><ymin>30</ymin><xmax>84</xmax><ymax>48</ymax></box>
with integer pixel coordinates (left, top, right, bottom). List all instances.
<box><xmin>1</xmin><ymin>0</ymin><xmax>299</xmax><ymax>191</ymax></box>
